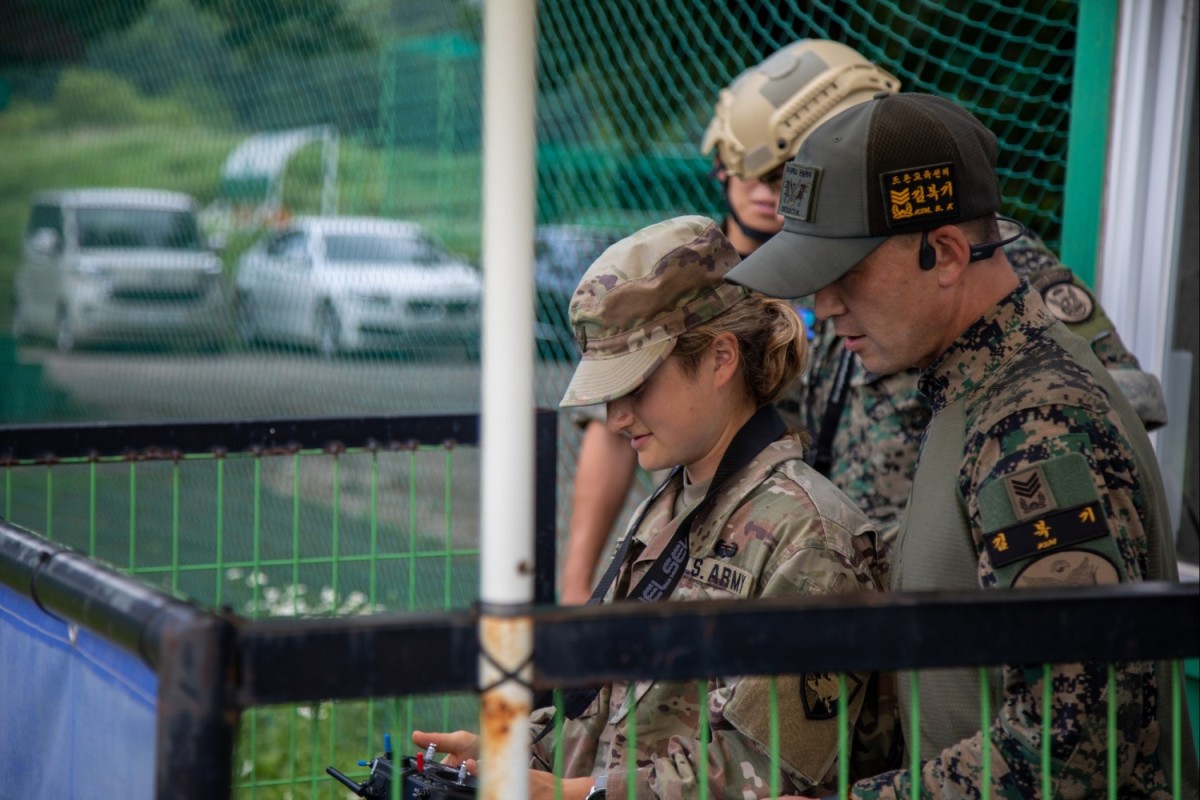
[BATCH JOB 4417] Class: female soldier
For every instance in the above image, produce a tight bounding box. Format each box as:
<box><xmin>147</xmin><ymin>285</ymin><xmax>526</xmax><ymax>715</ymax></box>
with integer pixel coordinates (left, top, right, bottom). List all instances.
<box><xmin>414</xmin><ymin>215</ymin><xmax>893</xmax><ymax>799</ymax></box>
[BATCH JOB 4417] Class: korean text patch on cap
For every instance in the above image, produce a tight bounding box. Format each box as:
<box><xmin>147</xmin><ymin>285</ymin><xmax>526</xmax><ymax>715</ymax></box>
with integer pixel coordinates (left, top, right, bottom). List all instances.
<box><xmin>727</xmin><ymin>93</ymin><xmax>1002</xmax><ymax>299</ymax></box>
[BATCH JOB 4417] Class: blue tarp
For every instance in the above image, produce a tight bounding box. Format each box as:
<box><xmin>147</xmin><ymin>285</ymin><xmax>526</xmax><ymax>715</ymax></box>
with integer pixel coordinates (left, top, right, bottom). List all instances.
<box><xmin>0</xmin><ymin>582</ymin><xmax>157</xmax><ymax>799</ymax></box>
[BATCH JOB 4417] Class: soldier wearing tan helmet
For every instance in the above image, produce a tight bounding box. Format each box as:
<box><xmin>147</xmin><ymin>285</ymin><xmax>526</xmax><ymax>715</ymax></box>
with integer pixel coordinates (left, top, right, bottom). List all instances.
<box><xmin>560</xmin><ymin>40</ymin><xmax>898</xmax><ymax>605</ymax></box>
<box><xmin>702</xmin><ymin>40</ymin><xmax>900</xmax><ymax>252</ymax></box>
<box><xmin>560</xmin><ymin>40</ymin><xmax>1167</xmax><ymax>605</ymax></box>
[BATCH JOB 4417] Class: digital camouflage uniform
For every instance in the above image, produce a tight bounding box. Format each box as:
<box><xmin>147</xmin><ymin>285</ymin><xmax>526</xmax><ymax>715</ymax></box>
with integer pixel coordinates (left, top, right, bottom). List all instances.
<box><xmin>530</xmin><ymin>436</ymin><xmax>898</xmax><ymax>798</ymax></box>
<box><xmin>851</xmin><ymin>282</ymin><xmax>1196</xmax><ymax>800</ymax></box>
<box><xmin>793</xmin><ymin>229</ymin><xmax>1167</xmax><ymax>542</ymax></box>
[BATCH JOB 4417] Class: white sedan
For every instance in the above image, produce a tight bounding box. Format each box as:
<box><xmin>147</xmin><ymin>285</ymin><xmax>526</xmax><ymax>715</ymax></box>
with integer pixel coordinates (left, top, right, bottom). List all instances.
<box><xmin>233</xmin><ymin>216</ymin><xmax>482</xmax><ymax>358</ymax></box>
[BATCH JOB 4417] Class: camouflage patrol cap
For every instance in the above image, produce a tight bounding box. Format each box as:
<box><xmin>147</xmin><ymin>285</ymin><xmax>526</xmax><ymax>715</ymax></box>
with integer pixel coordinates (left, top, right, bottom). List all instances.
<box><xmin>702</xmin><ymin>39</ymin><xmax>900</xmax><ymax>181</ymax></box>
<box><xmin>559</xmin><ymin>215</ymin><xmax>749</xmax><ymax>407</ymax></box>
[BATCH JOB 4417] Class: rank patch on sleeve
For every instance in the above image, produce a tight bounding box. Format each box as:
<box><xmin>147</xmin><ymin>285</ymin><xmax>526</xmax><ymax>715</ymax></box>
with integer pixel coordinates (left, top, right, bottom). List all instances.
<box><xmin>984</xmin><ymin>501</ymin><xmax>1107</xmax><ymax>568</ymax></box>
<box><xmin>778</xmin><ymin>162</ymin><xmax>821</xmax><ymax>222</ymax></box>
<box><xmin>880</xmin><ymin>163</ymin><xmax>957</xmax><ymax>228</ymax></box>
<box><xmin>1003</xmin><ymin>464</ymin><xmax>1057</xmax><ymax>522</ymax></box>
<box><xmin>801</xmin><ymin>671</ymin><xmax>862</xmax><ymax>720</ymax></box>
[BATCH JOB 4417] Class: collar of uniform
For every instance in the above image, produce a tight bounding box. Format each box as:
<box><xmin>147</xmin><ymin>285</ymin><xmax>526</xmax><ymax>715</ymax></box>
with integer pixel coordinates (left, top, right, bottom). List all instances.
<box><xmin>631</xmin><ymin>437</ymin><xmax>802</xmax><ymax>567</ymax></box>
<box><xmin>919</xmin><ymin>281</ymin><xmax>1055</xmax><ymax>411</ymax></box>
<box><xmin>681</xmin><ymin>437</ymin><xmax>805</xmax><ymax>559</ymax></box>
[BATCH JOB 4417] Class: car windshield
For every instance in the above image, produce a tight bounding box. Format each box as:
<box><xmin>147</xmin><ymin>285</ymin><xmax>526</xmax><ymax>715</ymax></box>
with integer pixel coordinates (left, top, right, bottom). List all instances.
<box><xmin>536</xmin><ymin>232</ymin><xmax>617</xmax><ymax>277</ymax></box>
<box><xmin>324</xmin><ymin>233</ymin><xmax>448</xmax><ymax>266</ymax></box>
<box><xmin>77</xmin><ymin>207</ymin><xmax>203</xmax><ymax>250</ymax></box>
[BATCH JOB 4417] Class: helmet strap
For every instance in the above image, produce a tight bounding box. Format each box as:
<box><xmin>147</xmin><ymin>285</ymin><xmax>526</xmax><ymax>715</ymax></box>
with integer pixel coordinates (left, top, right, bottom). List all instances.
<box><xmin>721</xmin><ymin>179</ymin><xmax>776</xmax><ymax>245</ymax></box>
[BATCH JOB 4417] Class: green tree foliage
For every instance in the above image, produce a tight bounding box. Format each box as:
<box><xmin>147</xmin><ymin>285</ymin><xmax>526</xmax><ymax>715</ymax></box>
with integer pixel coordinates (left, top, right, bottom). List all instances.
<box><xmin>191</xmin><ymin>0</ymin><xmax>373</xmax><ymax>61</ymax></box>
<box><xmin>1</xmin><ymin>0</ymin><xmax>153</xmax><ymax>63</ymax></box>
<box><xmin>2</xmin><ymin>0</ymin><xmax>370</xmax><ymax>65</ymax></box>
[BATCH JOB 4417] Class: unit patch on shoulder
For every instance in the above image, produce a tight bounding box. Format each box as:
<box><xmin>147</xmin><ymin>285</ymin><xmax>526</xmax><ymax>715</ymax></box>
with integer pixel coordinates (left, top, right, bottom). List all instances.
<box><xmin>801</xmin><ymin>671</ymin><xmax>863</xmax><ymax>720</ymax></box>
<box><xmin>778</xmin><ymin>162</ymin><xmax>821</xmax><ymax>222</ymax></box>
<box><xmin>880</xmin><ymin>162</ymin><xmax>958</xmax><ymax>228</ymax></box>
<box><xmin>1040</xmin><ymin>280</ymin><xmax>1094</xmax><ymax>324</ymax></box>
<box><xmin>1013</xmin><ymin>549</ymin><xmax>1119</xmax><ymax>588</ymax></box>
<box><xmin>984</xmin><ymin>501</ymin><xmax>1107</xmax><ymax>568</ymax></box>
<box><xmin>1004</xmin><ymin>464</ymin><xmax>1057</xmax><ymax>522</ymax></box>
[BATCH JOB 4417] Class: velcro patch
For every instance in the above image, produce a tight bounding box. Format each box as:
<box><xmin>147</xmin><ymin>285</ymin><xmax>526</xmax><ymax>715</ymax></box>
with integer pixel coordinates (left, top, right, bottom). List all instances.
<box><xmin>1040</xmin><ymin>280</ymin><xmax>1095</xmax><ymax>324</ymax></box>
<box><xmin>1012</xmin><ymin>549</ymin><xmax>1119</xmax><ymax>588</ymax></box>
<box><xmin>984</xmin><ymin>501</ymin><xmax>1107</xmax><ymax>568</ymax></box>
<box><xmin>880</xmin><ymin>163</ymin><xmax>957</xmax><ymax>228</ymax></box>
<box><xmin>801</xmin><ymin>671</ymin><xmax>863</xmax><ymax>720</ymax></box>
<box><xmin>1004</xmin><ymin>464</ymin><xmax>1057</xmax><ymax>521</ymax></box>
<box><xmin>684</xmin><ymin>556</ymin><xmax>752</xmax><ymax>598</ymax></box>
<box><xmin>778</xmin><ymin>162</ymin><xmax>821</xmax><ymax>221</ymax></box>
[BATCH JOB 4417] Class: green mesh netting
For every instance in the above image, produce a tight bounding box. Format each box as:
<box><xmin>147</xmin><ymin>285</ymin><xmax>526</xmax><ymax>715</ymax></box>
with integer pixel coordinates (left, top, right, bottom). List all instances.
<box><xmin>0</xmin><ymin>1</ymin><xmax>1099</xmax><ymax>796</ymax></box>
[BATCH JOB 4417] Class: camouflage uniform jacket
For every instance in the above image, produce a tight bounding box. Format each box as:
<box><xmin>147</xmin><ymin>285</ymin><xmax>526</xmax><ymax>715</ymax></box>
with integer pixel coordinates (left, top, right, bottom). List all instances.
<box><xmin>852</xmin><ymin>283</ymin><xmax>1195</xmax><ymax>799</ymax></box>
<box><xmin>796</xmin><ymin>240</ymin><xmax>1166</xmax><ymax>544</ymax></box>
<box><xmin>530</xmin><ymin>434</ymin><xmax>896</xmax><ymax>798</ymax></box>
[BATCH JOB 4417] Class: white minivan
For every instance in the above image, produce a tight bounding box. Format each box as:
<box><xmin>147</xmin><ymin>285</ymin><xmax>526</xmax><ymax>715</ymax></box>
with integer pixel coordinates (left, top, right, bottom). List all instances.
<box><xmin>11</xmin><ymin>188</ymin><xmax>230</xmax><ymax>351</ymax></box>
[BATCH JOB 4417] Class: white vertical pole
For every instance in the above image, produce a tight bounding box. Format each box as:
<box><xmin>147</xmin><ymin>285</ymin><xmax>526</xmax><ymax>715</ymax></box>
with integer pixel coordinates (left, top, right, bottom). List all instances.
<box><xmin>1098</xmin><ymin>0</ymin><xmax>1197</xmax><ymax>396</ymax></box>
<box><xmin>478</xmin><ymin>0</ymin><xmax>537</xmax><ymax>798</ymax></box>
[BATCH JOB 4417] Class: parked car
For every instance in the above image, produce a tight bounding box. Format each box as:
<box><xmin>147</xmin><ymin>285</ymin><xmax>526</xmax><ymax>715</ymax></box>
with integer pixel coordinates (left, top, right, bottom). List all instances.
<box><xmin>233</xmin><ymin>216</ymin><xmax>481</xmax><ymax>358</ymax></box>
<box><xmin>11</xmin><ymin>188</ymin><xmax>230</xmax><ymax>352</ymax></box>
<box><xmin>534</xmin><ymin>224</ymin><xmax>625</xmax><ymax>359</ymax></box>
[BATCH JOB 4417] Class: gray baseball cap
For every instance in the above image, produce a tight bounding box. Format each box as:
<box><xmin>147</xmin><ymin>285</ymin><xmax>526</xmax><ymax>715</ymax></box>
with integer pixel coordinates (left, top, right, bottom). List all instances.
<box><xmin>726</xmin><ymin>93</ymin><xmax>1001</xmax><ymax>298</ymax></box>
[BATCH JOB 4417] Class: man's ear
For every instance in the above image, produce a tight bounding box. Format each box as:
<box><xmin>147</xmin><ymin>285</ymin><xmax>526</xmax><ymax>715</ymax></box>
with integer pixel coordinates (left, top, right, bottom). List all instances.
<box><xmin>928</xmin><ymin>225</ymin><xmax>971</xmax><ymax>287</ymax></box>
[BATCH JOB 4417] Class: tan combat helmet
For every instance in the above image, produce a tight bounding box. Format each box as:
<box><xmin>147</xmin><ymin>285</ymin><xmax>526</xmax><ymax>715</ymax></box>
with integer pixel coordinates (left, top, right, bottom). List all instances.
<box><xmin>702</xmin><ymin>40</ymin><xmax>901</xmax><ymax>181</ymax></box>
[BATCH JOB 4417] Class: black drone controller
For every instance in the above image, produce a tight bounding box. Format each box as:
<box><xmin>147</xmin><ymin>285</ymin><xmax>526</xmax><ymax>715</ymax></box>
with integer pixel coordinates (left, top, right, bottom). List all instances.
<box><xmin>326</xmin><ymin>735</ymin><xmax>477</xmax><ymax>799</ymax></box>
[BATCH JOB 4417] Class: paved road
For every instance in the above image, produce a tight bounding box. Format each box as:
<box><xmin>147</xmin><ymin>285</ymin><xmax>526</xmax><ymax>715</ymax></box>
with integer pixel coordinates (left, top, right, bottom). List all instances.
<box><xmin>17</xmin><ymin>344</ymin><xmax>573</xmax><ymax>422</ymax></box>
<box><xmin>6</xmin><ymin>343</ymin><xmax>589</xmax><ymax>584</ymax></box>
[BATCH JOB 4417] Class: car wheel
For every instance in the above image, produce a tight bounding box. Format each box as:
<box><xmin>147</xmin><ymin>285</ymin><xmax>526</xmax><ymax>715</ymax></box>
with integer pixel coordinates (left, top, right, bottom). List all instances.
<box><xmin>235</xmin><ymin>294</ymin><xmax>260</xmax><ymax>347</ymax></box>
<box><xmin>316</xmin><ymin>303</ymin><xmax>341</xmax><ymax>359</ymax></box>
<box><xmin>55</xmin><ymin>305</ymin><xmax>76</xmax><ymax>353</ymax></box>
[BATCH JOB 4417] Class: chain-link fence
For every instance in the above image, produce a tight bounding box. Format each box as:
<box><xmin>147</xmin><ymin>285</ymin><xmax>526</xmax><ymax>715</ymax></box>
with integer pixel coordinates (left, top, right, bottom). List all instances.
<box><xmin>1</xmin><ymin>0</ymin><xmax>1094</xmax><ymax>574</ymax></box>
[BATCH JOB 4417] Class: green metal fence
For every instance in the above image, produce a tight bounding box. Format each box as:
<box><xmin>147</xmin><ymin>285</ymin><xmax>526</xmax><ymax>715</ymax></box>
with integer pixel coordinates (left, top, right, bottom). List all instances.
<box><xmin>0</xmin><ymin>412</ymin><xmax>558</xmax><ymax>798</ymax></box>
<box><xmin>3</xmin><ymin>508</ymin><xmax>1196</xmax><ymax>799</ymax></box>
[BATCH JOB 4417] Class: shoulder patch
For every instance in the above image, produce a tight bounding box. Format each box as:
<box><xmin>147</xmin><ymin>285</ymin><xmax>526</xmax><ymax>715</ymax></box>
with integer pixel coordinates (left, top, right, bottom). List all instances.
<box><xmin>801</xmin><ymin>671</ymin><xmax>862</xmax><ymax>720</ymax></box>
<box><xmin>1040</xmin><ymin>280</ymin><xmax>1094</xmax><ymax>324</ymax></box>
<box><xmin>1013</xmin><ymin>549</ymin><xmax>1119</xmax><ymax>588</ymax></box>
<box><xmin>979</xmin><ymin>453</ymin><xmax>1100</xmax><ymax>534</ymax></box>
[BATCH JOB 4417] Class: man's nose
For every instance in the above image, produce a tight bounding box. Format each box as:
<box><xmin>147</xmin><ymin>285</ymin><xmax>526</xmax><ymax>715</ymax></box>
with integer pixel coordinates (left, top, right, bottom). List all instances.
<box><xmin>812</xmin><ymin>285</ymin><xmax>844</xmax><ymax>321</ymax></box>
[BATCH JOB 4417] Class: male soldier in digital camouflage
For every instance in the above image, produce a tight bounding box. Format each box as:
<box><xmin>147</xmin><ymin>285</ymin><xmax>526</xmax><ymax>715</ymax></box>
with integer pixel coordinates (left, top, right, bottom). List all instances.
<box><xmin>561</xmin><ymin>40</ymin><xmax>1169</xmax><ymax>605</ymax></box>
<box><xmin>728</xmin><ymin>91</ymin><xmax>1196</xmax><ymax>799</ymax></box>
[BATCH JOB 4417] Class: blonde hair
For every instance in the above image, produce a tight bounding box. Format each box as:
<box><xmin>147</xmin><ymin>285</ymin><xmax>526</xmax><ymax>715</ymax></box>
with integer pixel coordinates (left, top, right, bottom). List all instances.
<box><xmin>671</xmin><ymin>294</ymin><xmax>807</xmax><ymax>408</ymax></box>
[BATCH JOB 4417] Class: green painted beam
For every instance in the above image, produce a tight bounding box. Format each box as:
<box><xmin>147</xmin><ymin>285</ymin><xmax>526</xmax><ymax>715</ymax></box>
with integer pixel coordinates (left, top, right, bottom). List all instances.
<box><xmin>1061</xmin><ymin>0</ymin><xmax>1121</xmax><ymax>289</ymax></box>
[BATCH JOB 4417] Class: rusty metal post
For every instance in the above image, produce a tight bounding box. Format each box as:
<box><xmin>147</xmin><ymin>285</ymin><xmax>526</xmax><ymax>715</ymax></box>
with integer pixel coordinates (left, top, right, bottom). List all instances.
<box><xmin>478</xmin><ymin>610</ymin><xmax>534</xmax><ymax>800</ymax></box>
